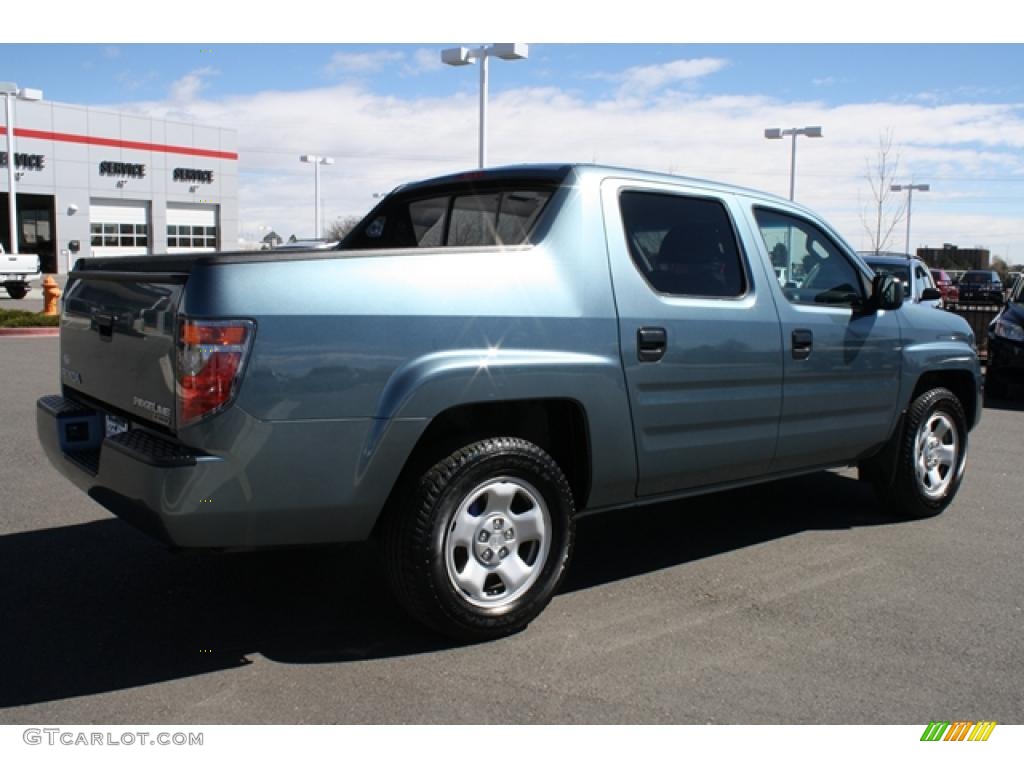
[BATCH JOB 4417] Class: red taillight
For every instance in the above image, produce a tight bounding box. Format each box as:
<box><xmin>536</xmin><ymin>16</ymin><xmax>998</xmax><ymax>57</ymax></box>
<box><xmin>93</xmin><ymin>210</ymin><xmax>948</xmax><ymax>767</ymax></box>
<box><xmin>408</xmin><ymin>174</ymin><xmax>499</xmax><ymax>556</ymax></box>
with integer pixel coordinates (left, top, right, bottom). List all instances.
<box><xmin>177</xmin><ymin>318</ymin><xmax>255</xmax><ymax>426</ymax></box>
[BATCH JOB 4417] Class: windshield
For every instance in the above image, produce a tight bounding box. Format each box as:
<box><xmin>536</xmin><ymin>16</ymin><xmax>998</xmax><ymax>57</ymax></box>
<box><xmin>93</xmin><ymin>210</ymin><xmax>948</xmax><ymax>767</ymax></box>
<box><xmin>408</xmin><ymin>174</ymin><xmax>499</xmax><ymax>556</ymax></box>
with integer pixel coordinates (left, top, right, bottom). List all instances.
<box><xmin>962</xmin><ymin>271</ymin><xmax>995</xmax><ymax>284</ymax></box>
<box><xmin>867</xmin><ymin>262</ymin><xmax>911</xmax><ymax>291</ymax></box>
<box><xmin>342</xmin><ymin>185</ymin><xmax>556</xmax><ymax>250</ymax></box>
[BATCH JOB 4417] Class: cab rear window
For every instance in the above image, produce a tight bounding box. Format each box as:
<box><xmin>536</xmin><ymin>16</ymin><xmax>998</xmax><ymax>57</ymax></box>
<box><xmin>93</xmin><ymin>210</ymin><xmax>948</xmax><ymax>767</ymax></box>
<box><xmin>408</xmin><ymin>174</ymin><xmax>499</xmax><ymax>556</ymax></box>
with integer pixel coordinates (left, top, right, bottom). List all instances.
<box><xmin>343</xmin><ymin>188</ymin><xmax>553</xmax><ymax>249</ymax></box>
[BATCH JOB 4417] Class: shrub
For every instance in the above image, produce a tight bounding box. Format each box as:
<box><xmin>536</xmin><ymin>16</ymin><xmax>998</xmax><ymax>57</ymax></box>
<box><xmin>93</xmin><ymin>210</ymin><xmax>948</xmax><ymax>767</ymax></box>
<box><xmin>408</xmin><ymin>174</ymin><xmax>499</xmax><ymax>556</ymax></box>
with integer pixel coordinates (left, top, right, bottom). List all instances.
<box><xmin>0</xmin><ymin>309</ymin><xmax>60</xmax><ymax>328</ymax></box>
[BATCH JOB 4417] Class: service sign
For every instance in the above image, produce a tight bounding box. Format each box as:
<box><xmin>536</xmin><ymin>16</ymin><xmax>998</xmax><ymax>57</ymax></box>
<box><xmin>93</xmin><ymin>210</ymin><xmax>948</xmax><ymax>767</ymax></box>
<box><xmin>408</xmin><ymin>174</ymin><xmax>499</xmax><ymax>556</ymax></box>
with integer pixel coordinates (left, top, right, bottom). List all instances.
<box><xmin>99</xmin><ymin>161</ymin><xmax>146</xmax><ymax>178</ymax></box>
<box><xmin>173</xmin><ymin>167</ymin><xmax>214</xmax><ymax>184</ymax></box>
<box><xmin>0</xmin><ymin>152</ymin><xmax>45</xmax><ymax>170</ymax></box>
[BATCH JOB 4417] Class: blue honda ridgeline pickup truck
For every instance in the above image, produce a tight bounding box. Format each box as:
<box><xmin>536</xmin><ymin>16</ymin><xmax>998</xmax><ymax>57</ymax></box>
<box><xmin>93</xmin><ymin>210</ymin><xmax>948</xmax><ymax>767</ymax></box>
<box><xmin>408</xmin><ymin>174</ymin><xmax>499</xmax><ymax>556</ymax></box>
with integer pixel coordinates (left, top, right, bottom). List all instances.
<box><xmin>38</xmin><ymin>165</ymin><xmax>982</xmax><ymax>639</ymax></box>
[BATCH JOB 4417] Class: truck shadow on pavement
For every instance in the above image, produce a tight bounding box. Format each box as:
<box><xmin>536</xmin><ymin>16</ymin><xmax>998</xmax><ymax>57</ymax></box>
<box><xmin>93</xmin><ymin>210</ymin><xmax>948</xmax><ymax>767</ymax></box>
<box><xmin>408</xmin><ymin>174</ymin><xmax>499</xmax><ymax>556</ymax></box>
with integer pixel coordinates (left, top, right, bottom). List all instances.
<box><xmin>0</xmin><ymin>470</ymin><xmax>892</xmax><ymax>709</ymax></box>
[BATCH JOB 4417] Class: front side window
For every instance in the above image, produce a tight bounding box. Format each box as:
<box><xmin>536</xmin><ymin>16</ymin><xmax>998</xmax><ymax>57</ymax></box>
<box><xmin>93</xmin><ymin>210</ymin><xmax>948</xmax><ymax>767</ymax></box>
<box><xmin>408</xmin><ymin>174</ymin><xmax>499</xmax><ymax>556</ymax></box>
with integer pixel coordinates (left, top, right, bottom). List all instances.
<box><xmin>754</xmin><ymin>208</ymin><xmax>865</xmax><ymax>306</ymax></box>
<box><xmin>619</xmin><ymin>191</ymin><xmax>747</xmax><ymax>298</ymax></box>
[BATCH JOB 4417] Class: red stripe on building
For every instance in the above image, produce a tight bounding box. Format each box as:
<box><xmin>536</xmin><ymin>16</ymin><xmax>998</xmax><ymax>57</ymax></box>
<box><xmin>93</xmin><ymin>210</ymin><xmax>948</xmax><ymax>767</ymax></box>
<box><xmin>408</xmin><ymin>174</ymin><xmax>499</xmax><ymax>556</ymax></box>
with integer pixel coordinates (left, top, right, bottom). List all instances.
<box><xmin>0</xmin><ymin>126</ymin><xmax>238</xmax><ymax>160</ymax></box>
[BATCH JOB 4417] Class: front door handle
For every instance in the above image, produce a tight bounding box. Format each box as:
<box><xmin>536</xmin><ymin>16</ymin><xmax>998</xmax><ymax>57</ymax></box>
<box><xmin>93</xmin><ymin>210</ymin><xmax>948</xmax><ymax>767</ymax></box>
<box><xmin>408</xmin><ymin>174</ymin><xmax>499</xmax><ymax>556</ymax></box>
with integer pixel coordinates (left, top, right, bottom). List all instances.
<box><xmin>638</xmin><ymin>327</ymin><xmax>667</xmax><ymax>362</ymax></box>
<box><xmin>792</xmin><ymin>329</ymin><xmax>813</xmax><ymax>360</ymax></box>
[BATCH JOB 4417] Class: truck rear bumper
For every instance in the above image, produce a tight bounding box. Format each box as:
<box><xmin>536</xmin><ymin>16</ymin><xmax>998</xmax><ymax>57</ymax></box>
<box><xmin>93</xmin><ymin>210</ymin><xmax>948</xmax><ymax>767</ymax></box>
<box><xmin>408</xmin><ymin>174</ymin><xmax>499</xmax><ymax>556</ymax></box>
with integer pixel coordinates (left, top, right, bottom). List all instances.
<box><xmin>37</xmin><ymin>395</ymin><xmax>229</xmax><ymax>546</ymax></box>
<box><xmin>37</xmin><ymin>395</ymin><xmax>413</xmax><ymax>549</ymax></box>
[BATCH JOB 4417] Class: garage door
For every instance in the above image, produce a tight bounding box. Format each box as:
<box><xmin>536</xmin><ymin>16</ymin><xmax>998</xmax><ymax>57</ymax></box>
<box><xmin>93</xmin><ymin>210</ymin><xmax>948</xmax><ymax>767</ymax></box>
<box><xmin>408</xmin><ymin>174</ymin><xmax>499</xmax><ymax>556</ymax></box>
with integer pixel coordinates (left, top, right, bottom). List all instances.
<box><xmin>90</xmin><ymin>200</ymin><xmax>150</xmax><ymax>258</ymax></box>
<box><xmin>167</xmin><ymin>204</ymin><xmax>219</xmax><ymax>253</ymax></box>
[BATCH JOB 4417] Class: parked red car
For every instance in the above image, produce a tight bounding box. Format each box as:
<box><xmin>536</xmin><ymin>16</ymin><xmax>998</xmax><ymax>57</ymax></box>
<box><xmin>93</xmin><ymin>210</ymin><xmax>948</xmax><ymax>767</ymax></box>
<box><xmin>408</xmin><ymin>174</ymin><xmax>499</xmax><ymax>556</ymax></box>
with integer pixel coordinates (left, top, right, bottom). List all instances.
<box><xmin>931</xmin><ymin>268</ymin><xmax>959</xmax><ymax>305</ymax></box>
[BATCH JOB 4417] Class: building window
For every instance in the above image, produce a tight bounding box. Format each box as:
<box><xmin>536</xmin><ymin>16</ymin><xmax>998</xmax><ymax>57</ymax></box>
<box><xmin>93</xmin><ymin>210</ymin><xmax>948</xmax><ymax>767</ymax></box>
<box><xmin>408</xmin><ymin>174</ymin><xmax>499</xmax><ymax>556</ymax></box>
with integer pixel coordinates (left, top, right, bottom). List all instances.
<box><xmin>168</xmin><ymin>223</ymin><xmax>218</xmax><ymax>249</ymax></box>
<box><xmin>91</xmin><ymin>221</ymin><xmax>148</xmax><ymax>248</ymax></box>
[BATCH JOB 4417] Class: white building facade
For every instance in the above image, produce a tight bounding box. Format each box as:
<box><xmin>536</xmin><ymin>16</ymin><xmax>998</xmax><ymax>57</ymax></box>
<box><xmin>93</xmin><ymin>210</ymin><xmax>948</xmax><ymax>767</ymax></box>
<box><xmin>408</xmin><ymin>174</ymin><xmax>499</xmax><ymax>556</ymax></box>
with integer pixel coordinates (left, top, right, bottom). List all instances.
<box><xmin>1</xmin><ymin>99</ymin><xmax>238</xmax><ymax>273</ymax></box>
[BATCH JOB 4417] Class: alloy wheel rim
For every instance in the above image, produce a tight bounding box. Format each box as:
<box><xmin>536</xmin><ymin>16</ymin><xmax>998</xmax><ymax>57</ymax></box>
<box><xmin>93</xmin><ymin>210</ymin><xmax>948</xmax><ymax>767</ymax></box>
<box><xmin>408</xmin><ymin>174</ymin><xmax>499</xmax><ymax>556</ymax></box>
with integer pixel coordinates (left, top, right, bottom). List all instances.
<box><xmin>914</xmin><ymin>411</ymin><xmax>959</xmax><ymax>500</ymax></box>
<box><xmin>444</xmin><ymin>477</ymin><xmax>552</xmax><ymax>609</ymax></box>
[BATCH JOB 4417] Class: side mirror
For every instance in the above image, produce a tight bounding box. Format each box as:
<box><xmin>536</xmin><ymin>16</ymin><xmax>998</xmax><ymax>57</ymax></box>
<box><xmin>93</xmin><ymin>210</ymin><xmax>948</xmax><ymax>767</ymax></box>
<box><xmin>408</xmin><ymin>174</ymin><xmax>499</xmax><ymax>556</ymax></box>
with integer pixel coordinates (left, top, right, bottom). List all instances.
<box><xmin>872</xmin><ymin>273</ymin><xmax>903</xmax><ymax>311</ymax></box>
<box><xmin>920</xmin><ymin>287</ymin><xmax>942</xmax><ymax>302</ymax></box>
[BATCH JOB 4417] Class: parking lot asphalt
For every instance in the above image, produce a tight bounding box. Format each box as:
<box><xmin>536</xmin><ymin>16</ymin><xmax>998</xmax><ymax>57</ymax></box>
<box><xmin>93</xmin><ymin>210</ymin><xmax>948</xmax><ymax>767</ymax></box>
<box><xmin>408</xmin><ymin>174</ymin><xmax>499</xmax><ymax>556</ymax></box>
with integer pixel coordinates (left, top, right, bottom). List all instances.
<box><xmin>1</xmin><ymin>336</ymin><xmax>1021</xmax><ymax>724</ymax></box>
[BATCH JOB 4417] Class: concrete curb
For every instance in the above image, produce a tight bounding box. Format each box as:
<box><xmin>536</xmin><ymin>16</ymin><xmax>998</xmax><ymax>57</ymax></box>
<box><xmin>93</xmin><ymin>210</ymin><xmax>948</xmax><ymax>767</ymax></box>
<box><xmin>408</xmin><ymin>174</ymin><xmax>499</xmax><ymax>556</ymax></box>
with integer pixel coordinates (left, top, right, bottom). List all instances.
<box><xmin>0</xmin><ymin>327</ymin><xmax>60</xmax><ymax>338</ymax></box>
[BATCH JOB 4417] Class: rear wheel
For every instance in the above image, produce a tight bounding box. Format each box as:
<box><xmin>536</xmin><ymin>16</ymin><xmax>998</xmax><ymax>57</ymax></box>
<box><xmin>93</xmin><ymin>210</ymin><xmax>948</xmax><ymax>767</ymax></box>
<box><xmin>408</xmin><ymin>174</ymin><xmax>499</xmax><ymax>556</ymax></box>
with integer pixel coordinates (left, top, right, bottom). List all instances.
<box><xmin>382</xmin><ymin>437</ymin><xmax>575</xmax><ymax>640</ymax></box>
<box><xmin>872</xmin><ymin>387</ymin><xmax>967</xmax><ymax>519</ymax></box>
<box><xmin>4</xmin><ymin>283</ymin><xmax>28</xmax><ymax>300</ymax></box>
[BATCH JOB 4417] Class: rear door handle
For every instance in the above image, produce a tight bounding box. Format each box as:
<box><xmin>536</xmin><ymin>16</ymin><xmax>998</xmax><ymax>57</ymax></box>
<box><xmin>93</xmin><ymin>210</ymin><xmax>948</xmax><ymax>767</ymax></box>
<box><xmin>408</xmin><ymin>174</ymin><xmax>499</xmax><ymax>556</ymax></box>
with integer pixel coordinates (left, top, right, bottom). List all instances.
<box><xmin>792</xmin><ymin>329</ymin><xmax>813</xmax><ymax>360</ymax></box>
<box><xmin>638</xmin><ymin>327</ymin><xmax>667</xmax><ymax>362</ymax></box>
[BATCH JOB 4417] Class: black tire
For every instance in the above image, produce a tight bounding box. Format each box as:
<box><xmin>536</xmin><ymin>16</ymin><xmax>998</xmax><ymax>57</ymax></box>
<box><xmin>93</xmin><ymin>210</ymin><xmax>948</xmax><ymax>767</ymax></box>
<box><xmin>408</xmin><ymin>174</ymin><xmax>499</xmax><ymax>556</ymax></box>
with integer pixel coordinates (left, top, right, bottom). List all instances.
<box><xmin>873</xmin><ymin>387</ymin><xmax>968</xmax><ymax>519</ymax></box>
<box><xmin>5</xmin><ymin>283</ymin><xmax>28</xmax><ymax>300</ymax></box>
<box><xmin>382</xmin><ymin>437</ymin><xmax>575</xmax><ymax>640</ymax></box>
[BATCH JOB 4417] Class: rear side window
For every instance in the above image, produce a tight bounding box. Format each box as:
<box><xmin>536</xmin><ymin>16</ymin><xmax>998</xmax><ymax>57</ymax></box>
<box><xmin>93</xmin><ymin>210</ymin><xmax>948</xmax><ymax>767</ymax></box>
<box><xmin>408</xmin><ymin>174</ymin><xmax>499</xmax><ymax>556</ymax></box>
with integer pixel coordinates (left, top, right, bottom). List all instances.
<box><xmin>619</xmin><ymin>191</ymin><xmax>747</xmax><ymax>298</ymax></box>
<box><xmin>344</xmin><ymin>187</ymin><xmax>552</xmax><ymax>249</ymax></box>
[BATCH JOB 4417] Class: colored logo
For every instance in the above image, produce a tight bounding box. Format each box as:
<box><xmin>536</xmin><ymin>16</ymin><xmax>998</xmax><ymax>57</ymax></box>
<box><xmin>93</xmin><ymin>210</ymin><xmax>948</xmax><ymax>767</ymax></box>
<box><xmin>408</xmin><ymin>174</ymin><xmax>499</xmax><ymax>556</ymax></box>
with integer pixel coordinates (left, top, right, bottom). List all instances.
<box><xmin>920</xmin><ymin>721</ymin><xmax>996</xmax><ymax>742</ymax></box>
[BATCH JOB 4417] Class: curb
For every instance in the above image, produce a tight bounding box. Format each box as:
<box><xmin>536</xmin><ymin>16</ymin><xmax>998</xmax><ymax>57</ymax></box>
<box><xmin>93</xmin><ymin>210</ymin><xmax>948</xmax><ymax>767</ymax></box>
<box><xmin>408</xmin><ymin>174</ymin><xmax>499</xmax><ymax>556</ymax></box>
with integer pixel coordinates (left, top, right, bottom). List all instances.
<box><xmin>0</xmin><ymin>327</ymin><xmax>60</xmax><ymax>338</ymax></box>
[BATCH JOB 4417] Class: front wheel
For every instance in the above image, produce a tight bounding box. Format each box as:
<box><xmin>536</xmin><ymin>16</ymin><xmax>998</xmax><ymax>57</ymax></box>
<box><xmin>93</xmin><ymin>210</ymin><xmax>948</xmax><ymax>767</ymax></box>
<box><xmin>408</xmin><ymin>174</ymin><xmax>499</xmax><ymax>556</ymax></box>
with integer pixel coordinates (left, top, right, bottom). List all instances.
<box><xmin>874</xmin><ymin>387</ymin><xmax>968</xmax><ymax>519</ymax></box>
<box><xmin>382</xmin><ymin>437</ymin><xmax>575</xmax><ymax>640</ymax></box>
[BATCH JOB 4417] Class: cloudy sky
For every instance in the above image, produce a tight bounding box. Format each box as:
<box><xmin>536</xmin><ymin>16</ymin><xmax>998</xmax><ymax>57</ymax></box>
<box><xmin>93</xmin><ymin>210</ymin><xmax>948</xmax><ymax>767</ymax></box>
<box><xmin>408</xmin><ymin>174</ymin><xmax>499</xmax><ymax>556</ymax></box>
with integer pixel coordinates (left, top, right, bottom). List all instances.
<box><xmin>3</xmin><ymin>20</ymin><xmax>1023</xmax><ymax>261</ymax></box>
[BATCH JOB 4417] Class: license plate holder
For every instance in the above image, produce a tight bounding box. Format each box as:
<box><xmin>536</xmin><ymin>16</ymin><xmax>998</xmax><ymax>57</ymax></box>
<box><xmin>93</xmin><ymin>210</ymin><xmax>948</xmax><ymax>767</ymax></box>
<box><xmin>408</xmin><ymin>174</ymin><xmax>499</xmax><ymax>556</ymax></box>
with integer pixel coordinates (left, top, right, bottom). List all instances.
<box><xmin>105</xmin><ymin>414</ymin><xmax>130</xmax><ymax>438</ymax></box>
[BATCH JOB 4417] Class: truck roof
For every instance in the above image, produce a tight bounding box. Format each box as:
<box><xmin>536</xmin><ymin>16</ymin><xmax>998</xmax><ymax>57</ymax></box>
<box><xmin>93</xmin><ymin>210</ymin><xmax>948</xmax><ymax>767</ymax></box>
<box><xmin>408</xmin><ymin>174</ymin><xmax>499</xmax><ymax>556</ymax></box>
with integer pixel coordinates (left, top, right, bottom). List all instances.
<box><xmin>399</xmin><ymin>162</ymin><xmax>798</xmax><ymax>209</ymax></box>
<box><xmin>73</xmin><ymin>163</ymin><xmax>810</xmax><ymax>275</ymax></box>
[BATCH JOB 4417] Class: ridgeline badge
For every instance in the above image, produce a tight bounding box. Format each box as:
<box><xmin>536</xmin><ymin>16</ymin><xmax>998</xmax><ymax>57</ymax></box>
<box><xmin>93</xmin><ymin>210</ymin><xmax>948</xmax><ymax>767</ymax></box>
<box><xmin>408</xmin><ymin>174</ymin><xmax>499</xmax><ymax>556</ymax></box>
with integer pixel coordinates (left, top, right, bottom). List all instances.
<box><xmin>132</xmin><ymin>395</ymin><xmax>171</xmax><ymax>425</ymax></box>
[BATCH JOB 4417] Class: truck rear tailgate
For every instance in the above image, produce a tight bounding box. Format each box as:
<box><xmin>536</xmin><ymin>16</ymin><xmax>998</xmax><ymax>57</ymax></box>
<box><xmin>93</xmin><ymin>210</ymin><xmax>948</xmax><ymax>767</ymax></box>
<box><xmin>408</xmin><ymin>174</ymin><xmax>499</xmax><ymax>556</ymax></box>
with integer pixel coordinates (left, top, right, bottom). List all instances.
<box><xmin>61</xmin><ymin>271</ymin><xmax>186</xmax><ymax>431</ymax></box>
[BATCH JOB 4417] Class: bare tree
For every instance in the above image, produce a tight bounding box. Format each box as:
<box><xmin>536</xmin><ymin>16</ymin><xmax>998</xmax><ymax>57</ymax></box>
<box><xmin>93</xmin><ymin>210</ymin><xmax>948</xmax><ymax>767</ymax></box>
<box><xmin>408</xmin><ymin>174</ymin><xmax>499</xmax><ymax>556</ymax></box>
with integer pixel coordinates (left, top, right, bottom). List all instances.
<box><xmin>860</xmin><ymin>129</ymin><xmax>907</xmax><ymax>254</ymax></box>
<box><xmin>325</xmin><ymin>215</ymin><xmax>362</xmax><ymax>242</ymax></box>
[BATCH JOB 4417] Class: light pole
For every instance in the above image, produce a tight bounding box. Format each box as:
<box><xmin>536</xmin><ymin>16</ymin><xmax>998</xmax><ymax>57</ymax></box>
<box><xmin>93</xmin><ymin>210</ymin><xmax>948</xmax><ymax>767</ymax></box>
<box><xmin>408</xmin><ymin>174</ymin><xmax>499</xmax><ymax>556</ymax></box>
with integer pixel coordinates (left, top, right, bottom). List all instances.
<box><xmin>300</xmin><ymin>154</ymin><xmax>334</xmax><ymax>239</ymax></box>
<box><xmin>764</xmin><ymin>125</ymin><xmax>823</xmax><ymax>200</ymax></box>
<box><xmin>441</xmin><ymin>43</ymin><xmax>528</xmax><ymax>169</ymax></box>
<box><xmin>891</xmin><ymin>183</ymin><xmax>930</xmax><ymax>257</ymax></box>
<box><xmin>1</xmin><ymin>82</ymin><xmax>44</xmax><ymax>255</ymax></box>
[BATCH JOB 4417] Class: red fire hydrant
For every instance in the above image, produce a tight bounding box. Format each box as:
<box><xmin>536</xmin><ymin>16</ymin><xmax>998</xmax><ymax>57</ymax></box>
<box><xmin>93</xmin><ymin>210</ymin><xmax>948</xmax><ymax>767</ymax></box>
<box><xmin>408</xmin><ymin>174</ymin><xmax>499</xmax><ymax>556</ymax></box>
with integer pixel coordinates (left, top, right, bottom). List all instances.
<box><xmin>42</xmin><ymin>275</ymin><xmax>62</xmax><ymax>316</ymax></box>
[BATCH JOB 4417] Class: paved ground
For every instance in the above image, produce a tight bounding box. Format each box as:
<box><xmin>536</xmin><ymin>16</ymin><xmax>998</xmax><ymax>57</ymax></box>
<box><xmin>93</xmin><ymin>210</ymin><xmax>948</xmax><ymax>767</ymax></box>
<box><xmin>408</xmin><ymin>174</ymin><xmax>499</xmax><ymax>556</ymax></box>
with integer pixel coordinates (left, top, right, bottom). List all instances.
<box><xmin>1</xmin><ymin>336</ymin><xmax>1021</xmax><ymax>724</ymax></box>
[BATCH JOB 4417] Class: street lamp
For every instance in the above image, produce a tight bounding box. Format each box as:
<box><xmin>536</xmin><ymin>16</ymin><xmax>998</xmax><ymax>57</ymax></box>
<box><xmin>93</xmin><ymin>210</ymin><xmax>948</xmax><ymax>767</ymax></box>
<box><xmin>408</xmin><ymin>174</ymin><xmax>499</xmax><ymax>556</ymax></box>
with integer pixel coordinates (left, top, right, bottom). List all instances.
<box><xmin>891</xmin><ymin>183</ymin><xmax>930</xmax><ymax>257</ymax></box>
<box><xmin>764</xmin><ymin>125</ymin><xmax>823</xmax><ymax>200</ymax></box>
<box><xmin>1</xmin><ymin>82</ymin><xmax>44</xmax><ymax>256</ymax></box>
<box><xmin>300</xmin><ymin>154</ymin><xmax>334</xmax><ymax>239</ymax></box>
<box><xmin>441</xmin><ymin>43</ymin><xmax>528</xmax><ymax>169</ymax></box>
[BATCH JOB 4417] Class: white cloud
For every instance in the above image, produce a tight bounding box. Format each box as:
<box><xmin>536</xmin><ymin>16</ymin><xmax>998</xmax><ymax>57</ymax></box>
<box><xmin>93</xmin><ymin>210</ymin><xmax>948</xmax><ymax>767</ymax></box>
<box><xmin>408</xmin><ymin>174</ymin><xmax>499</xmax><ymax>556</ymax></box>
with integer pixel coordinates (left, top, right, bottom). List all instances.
<box><xmin>104</xmin><ymin>81</ymin><xmax>1024</xmax><ymax>258</ymax></box>
<box><xmin>403</xmin><ymin>48</ymin><xmax>444</xmax><ymax>76</ymax></box>
<box><xmin>325</xmin><ymin>50</ymin><xmax>405</xmax><ymax>75</ymax></box>
<box><xmin>116</xmin><ymin>69</ymin><xmax>159</xmax><ymax>91</ymax></box>
<box><xmin>600</xmin><ymin>57</ymin><xmax>729</xmax><ymax>95</ymax></box>
<box><xmin>168</xmin><ymin>67</ymin><xmax>218</xmax><ymax>102</ymax></box>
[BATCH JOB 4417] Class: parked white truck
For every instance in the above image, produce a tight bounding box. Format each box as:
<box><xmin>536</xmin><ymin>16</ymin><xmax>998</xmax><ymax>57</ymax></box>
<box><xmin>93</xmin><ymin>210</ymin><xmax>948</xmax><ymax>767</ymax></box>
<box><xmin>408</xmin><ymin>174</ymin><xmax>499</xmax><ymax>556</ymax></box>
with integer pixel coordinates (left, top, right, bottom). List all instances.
<box><xmin>1</xmin><ymin>242</ymin><xmax>39</xmax><ymax>299</ymax></box>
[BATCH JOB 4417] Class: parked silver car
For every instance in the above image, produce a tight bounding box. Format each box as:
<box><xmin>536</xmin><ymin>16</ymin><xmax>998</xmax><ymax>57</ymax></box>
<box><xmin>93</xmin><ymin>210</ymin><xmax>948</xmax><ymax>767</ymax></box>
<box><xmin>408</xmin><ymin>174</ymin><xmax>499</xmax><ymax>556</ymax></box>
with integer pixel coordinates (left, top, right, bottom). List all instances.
<box><xmin>862</xmin><ymin>255</ymin><xmax>943</xmax><ymax>308</ymax></box>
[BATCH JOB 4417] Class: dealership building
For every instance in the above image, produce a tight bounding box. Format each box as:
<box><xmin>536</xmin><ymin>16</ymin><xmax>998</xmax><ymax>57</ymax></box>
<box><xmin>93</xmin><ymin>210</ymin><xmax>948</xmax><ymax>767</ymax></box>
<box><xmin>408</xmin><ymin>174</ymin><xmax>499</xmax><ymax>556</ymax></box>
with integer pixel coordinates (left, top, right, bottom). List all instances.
<box><xmin>1</xmin><ymin>98</ymin><xmax>238</xmax><ymax>274</ymax></box>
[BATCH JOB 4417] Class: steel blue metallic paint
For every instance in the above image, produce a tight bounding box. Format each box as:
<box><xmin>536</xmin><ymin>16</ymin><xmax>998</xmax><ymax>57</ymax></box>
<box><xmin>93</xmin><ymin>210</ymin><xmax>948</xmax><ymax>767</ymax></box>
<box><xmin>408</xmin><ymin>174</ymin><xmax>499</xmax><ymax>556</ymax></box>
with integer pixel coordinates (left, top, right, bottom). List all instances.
<box><xmin>37</xmin><ymin>164</ymin><xmax>981</xmax><ymax>550</ymax></box>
